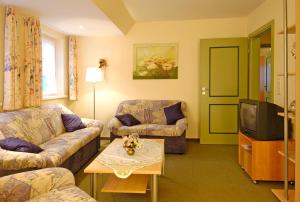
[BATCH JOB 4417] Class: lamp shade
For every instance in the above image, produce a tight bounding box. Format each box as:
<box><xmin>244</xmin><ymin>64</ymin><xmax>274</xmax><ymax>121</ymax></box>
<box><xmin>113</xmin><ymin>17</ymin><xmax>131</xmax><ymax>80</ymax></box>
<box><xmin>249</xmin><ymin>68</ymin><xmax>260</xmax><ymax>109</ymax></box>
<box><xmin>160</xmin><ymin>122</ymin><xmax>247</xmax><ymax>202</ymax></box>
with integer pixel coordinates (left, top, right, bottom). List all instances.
<box><xmin>85</xmin><ymin>67</ymin><xmax>104</xmax><ymax>83</ymax></box>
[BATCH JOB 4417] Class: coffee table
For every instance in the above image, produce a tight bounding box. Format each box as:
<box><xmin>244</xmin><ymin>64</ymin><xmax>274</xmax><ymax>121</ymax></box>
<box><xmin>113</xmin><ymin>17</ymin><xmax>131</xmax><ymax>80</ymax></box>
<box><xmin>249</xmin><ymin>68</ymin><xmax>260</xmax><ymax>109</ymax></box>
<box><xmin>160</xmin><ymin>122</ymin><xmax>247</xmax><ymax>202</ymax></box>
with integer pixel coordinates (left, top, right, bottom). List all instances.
<box><xmin>84</xmin><ymin>139</ymin><xmax>165</xmax><ymax>202</ymax></box>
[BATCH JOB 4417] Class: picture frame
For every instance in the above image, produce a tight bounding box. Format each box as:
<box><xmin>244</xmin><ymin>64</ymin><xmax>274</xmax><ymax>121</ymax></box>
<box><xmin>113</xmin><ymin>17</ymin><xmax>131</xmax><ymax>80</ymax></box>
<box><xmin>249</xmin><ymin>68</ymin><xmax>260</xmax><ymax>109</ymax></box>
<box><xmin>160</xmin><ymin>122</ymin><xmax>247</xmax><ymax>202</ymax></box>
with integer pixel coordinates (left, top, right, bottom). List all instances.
<box><xmin>133</xmin><ymin>43</ymin><xmax>178</xmax><ymax>79</ymax></box>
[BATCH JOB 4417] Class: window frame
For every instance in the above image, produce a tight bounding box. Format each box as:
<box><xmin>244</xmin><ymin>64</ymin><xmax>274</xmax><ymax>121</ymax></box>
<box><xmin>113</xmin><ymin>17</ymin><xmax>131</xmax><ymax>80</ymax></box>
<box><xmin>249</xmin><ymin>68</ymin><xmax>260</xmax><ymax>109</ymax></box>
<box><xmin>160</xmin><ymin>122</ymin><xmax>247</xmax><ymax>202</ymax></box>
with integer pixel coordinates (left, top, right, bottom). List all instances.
<box><xmin>41</xmin><ymin>33</ymin><xmax>66</xmax><ymax>100</ymax></box>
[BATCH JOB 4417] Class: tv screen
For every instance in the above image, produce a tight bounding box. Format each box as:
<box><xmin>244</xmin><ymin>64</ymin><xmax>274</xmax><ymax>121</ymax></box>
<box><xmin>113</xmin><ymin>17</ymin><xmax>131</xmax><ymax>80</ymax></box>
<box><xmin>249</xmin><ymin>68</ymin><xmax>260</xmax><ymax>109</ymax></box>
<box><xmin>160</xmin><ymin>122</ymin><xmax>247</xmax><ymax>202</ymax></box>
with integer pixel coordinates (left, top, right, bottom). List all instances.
<box><xmin>240</xmin><ymin>103</ymin><xmax>257</xmax><ymax>132</ymax></box>
<box><xmin>239</xmin><ymin>99</ymin><xmax>285</xmax><ymax>140</ymax></box>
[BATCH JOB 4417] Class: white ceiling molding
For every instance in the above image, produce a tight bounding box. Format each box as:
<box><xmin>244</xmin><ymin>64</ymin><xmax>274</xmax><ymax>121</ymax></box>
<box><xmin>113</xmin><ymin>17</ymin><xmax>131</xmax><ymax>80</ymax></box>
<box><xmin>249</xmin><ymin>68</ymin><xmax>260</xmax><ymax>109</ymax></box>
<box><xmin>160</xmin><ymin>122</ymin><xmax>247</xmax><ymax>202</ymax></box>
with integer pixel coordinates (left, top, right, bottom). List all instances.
<box><xmin>91</xmin><ymin>0</ymin><xmax>135</xmax><ymax>35</ymax></box>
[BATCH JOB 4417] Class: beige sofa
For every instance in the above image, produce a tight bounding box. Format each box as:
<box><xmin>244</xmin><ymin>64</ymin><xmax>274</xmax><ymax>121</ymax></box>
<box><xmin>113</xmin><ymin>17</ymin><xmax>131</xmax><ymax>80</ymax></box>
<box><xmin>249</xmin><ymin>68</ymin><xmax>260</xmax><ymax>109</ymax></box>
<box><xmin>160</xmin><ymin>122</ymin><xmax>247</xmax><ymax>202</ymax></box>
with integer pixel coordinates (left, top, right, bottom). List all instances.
<box><xmin>0</xmin><ymin>104</ymin><xmax>103</xmax><ymax>177</ymax></box>
<box><xmin>108</xmin><ymin>100</ymin><xmax>187</xmax><ymax>153</ymax></box>
<box><xmin>0</xmin><ymin>167</ymin><xmax>96</xmax><ymax>202</ymax></box>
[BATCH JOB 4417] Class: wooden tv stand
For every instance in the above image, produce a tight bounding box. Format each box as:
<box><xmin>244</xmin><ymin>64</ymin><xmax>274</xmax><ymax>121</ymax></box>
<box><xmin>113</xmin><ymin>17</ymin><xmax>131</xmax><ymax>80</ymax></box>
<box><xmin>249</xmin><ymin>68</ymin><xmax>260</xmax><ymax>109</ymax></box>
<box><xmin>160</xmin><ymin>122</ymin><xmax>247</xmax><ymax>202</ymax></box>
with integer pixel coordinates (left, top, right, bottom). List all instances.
<box><xmin>238</xmin><ymin>132</ymin><xmax>295</xmax><ymax>183</ymax></box>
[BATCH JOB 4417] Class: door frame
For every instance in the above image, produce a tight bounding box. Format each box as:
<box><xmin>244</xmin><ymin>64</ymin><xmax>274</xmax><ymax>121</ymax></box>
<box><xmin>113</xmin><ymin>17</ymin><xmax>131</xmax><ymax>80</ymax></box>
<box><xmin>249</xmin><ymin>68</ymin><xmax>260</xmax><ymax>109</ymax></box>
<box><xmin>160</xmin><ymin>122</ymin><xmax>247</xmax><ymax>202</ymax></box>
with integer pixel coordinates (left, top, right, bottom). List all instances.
<box><xmin>248</xmin><ymin>20</ymin><xmax>275</xmax><ymax>103</ymax></box>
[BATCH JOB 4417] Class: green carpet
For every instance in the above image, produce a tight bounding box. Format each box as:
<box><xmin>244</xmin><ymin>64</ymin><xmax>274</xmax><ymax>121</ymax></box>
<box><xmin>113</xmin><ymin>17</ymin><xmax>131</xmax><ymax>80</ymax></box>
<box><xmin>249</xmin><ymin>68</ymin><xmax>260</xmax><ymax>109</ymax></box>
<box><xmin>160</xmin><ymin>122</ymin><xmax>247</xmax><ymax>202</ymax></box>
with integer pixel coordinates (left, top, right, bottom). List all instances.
<box><xmin>75</xmin><ymin>141</ymin><xmax>283</xmax><ymax>202</ymax></box>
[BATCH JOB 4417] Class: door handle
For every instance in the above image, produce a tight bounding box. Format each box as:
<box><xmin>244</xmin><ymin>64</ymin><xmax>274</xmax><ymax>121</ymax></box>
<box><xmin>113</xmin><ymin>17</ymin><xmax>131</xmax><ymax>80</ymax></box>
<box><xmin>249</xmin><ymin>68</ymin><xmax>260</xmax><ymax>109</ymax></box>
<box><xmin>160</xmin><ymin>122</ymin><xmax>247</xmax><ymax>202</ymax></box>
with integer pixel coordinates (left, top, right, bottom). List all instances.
<box><xmin>201</xmin><ymin>87</ymin><xmax>209</xmax><ymax>95</ymax></box>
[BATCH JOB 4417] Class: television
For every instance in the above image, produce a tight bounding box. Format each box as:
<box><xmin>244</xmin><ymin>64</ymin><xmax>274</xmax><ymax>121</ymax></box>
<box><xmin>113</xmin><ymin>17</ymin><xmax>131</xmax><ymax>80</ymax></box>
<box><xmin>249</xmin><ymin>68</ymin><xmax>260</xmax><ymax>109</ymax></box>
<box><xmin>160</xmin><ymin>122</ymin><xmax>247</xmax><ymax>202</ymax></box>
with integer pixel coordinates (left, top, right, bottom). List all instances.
<box><xmin>239</xmin><ymin>99</ymin><xmax>284</xmax><ymax>140</ymax></box>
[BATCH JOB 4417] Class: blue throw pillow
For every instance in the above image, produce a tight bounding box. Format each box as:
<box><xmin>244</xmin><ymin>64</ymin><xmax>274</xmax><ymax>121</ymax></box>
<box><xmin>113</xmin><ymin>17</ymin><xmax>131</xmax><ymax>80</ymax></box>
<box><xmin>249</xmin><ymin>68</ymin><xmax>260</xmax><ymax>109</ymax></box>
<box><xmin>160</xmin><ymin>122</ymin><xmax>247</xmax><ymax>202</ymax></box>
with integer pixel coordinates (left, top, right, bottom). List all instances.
<box><xmin>61</xmin><ymin>113</ymin><xmax>86</xmax><ymax>132</ymax></box>
<box><xmin>0</xmin><ymin>137</ymin><xmax>43</xmax><ymax>153</ymax></box>
<box><xmin>164</xmin><ymin>102</ymin><xmax>185</xmax><ymax>125</ymax></box>
<box><xmin>115</xmin><ymin>114</ymin><xmax>141</xmax><ymax>126</ymax></box>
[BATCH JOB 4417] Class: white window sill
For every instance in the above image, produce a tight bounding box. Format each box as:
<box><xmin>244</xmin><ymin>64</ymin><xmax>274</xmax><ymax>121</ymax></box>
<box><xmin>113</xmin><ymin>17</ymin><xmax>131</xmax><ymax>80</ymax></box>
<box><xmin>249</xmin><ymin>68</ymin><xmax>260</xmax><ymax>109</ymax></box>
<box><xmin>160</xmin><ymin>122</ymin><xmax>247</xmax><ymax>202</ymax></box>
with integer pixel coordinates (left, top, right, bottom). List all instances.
<box><xmin>42</xmin><ymin>95</ymin><xmax>68</xmax><ymax>101</ymax></box>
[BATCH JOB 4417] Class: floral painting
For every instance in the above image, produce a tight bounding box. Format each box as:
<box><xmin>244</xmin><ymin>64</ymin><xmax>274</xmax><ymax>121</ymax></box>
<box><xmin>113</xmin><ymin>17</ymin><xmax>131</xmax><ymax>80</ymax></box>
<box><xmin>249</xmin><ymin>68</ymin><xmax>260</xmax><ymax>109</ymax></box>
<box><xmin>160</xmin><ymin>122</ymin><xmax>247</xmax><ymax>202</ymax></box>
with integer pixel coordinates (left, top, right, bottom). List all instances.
<box><xmin>133</xmin><ymin>43</ymin><xmax>178</xmax><ymax>79</ymax></box>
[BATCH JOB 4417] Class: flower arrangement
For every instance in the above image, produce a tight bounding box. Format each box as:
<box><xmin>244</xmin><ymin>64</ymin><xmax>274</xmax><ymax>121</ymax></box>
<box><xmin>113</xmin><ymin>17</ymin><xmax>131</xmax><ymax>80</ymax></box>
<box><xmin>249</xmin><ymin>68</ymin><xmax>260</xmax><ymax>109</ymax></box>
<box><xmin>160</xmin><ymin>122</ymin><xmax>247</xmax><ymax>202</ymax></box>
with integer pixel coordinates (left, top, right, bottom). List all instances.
<box><xmin>99</xmin><ymin>58</ymin><xmax>107</xmax><ymax>69</ymax></box>
<box><xmin>123</xmin><ymin>133</ymin><xmax>143</xmax><ymax>155</ymax></box>
<box><xmin>136</xmin><ymin>55</ymin><xmax>177</xmax><ymax>78</ymax></box>
<box><xmin>145</xmin><ymin>56</ymin><xmax>176</xmax><ymax>71</ymax></box>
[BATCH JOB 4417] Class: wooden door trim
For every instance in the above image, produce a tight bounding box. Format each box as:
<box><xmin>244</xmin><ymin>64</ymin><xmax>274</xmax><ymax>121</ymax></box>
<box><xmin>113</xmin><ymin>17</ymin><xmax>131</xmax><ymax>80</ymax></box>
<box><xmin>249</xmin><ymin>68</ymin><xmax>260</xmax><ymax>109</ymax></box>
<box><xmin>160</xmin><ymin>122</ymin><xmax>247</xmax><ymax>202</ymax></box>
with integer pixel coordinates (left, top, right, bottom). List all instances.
<box><xmin>249</xmin><ymin>20</ymin><xmax>275</xmax><ymax>103</ymax></box>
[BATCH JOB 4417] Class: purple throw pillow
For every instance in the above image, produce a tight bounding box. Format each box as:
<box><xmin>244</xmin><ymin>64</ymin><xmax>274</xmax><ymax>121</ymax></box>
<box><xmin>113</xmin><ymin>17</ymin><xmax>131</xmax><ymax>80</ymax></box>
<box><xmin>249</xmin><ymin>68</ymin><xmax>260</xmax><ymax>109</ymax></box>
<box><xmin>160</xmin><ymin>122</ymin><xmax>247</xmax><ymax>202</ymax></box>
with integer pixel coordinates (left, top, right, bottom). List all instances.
<box><xmin>0</xmin><ymin>137</ymin><xmax>43</xmax><ymax>153</ymax></box>
<box><xmin>115</xmin><ymin>114</ymin><xmax>141</xmax><ymax>126</ymax></box>
<box><xmin>61</xmin><ymin>113</ymin><xmax>86</xmax><ymax>132</ymax></box>
<box><xmin>164</xmin><ymin>102</ymin><xmax>185</xmax><ymax>125</ymax></box>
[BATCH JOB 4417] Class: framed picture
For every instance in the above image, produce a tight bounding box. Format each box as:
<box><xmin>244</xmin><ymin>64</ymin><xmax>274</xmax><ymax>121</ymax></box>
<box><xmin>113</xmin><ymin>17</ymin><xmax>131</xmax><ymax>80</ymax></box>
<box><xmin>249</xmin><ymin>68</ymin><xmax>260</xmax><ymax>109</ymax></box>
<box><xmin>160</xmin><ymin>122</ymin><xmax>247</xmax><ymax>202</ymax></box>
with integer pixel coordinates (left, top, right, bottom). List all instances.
<box><xmin>133</xmin><ymin>43</ymin><xmax>178</xmax><ymax>79</ymax></box>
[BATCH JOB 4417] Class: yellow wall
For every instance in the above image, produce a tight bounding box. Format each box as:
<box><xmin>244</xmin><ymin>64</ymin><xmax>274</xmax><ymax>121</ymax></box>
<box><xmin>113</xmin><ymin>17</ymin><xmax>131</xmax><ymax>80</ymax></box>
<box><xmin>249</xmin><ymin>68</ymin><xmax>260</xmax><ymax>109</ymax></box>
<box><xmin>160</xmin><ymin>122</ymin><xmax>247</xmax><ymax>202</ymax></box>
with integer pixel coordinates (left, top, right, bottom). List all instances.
<box><xmin>0</xmin><ymin>5</ymin><xmax>69</xmax><ymax>109</ymax></box>
<box><xmin>247</xmin><ymin>0</ymin><xmax>296</xmax><ymax>106</ymax></box>
<box><xmin>69</xmin><ymin>18</ymin><xmax>248</xmax><ymax>138</ymax></box>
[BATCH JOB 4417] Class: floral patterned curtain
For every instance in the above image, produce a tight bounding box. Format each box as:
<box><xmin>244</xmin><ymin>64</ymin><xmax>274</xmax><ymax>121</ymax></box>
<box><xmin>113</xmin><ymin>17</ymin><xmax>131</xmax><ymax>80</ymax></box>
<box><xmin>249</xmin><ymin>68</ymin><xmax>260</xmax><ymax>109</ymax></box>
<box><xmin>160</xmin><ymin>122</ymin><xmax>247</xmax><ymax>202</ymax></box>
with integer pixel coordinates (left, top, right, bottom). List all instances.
<box><xmin>68</xmin><ymin>36</ymin><xmax>78</xmax><ymax>100</ymax></box>
<box><xmin>3</xmin><ymin>7</ymin><xmax>22</xmax><ymax>110</ymax></box>
<box><xmin>23</xmin><ymin>17</ymin><xmax>42</xmax><ymax>107</ymax></box>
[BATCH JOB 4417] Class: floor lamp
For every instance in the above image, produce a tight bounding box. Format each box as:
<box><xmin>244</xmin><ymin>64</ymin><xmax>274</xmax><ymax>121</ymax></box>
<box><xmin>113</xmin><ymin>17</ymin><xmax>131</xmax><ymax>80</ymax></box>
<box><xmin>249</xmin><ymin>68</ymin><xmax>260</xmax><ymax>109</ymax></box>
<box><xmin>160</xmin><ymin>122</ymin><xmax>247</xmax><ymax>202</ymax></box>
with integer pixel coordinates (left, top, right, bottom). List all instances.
<box><xmin>85</xmin><ymin>67</ymin><xmax>104</xmax><ymax>119</ymax></box>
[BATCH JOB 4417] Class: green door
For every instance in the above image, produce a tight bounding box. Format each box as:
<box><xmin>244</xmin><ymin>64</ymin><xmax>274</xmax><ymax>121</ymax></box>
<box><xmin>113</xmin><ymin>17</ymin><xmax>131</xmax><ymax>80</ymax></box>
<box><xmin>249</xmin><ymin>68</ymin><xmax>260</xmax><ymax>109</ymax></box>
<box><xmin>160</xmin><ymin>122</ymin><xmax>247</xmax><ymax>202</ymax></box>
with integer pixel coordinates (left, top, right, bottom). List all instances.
<box><xmin>200</xmin><ymin>38</ymin><xmax>248</xmax><ymax>144</ymax></box>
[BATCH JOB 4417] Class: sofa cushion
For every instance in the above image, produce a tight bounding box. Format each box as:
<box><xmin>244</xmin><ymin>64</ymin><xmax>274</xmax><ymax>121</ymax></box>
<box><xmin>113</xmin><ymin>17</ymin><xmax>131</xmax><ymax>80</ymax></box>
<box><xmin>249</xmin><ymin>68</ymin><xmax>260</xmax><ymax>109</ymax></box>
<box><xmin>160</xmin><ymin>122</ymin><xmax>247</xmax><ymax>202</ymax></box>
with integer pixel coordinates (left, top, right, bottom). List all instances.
<box><xmin>116</xmin><ymin>100</ymin><xmax>187</xmax><ymax>125</ymax></box>
<box><xmin>0</xmin><ymin>137</ymin><xmax>43</xmax><ymax>153</ymax></box>
<box><xmin>39</xmin><ymin>127</ymin><xmax>100</xmax><ymax>166</ymax></box>
<box><xmin>115</xmin><ymin>114</ymin><xmax>141</xmax><ymax>126</ymax></box>
<box><xmin>41</xmin><ymin>104</ymin><xmax>80</xmax><ymax>135</ymax></box>
<box><xmin>0</xmin><ymin>148</ymin><xmax>46</xmax><ymax>170</ymax></box>
<box><xmin>164</xmin><ymin>102</ymin><xmax>185</xmax><ymax>125</ymax></box>
<box><xmin>0</xmin><ymin>108</ymin><xmax>60</xmax><ymax>145</ymax></box>
<box><xmin>114</xmin><ymin>123</ymin><xmax>184</xmax><ymax>137</ymax></box>
<box><xmin>0</xmin><ymin>168</ymin><xmax>94</xmax><ymax>202</ymax></box>
<box><xmin>81</xmin><ymin>118</ymin><xmax>104</xmax><ymax>131</ymax></box>
<box><xmin>30</xmin><ymin>186</ymin><xmax>97</xmax><ymax>202</ymax></box>
<box><xmin>0</xmin><ymin>168</ymin><xmax>74</xmax><ymax>201</ymax></box>
<box><xmin>61</xmin><ymin>114</ymin><xmax>86</xmax><ymax>132</ymax></box>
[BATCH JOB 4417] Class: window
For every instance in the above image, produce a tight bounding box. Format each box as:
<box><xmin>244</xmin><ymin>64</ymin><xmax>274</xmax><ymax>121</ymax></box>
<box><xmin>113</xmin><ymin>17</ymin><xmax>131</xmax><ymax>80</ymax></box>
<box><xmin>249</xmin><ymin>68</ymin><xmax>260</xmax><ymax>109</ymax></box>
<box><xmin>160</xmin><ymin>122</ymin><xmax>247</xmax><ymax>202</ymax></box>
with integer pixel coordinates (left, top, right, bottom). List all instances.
<box><xmin>42</xmin><ymin>37</ymin><xmax>57</xmax><ymax>96</ymax></box>
<box><xmin>41</xmin><ymin>34</ymin><xmax>65</xmax><ymax>99</ymax></box>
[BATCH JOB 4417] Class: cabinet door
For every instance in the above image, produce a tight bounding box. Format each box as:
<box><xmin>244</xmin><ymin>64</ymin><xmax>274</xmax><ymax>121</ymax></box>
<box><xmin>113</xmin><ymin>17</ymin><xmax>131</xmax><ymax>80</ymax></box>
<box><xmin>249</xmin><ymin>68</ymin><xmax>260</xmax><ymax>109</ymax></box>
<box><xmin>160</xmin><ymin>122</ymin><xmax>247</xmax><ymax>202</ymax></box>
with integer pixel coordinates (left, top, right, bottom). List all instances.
<box><xmin>252</xmin><ymin>141</ymin><xmax>284</xmax><ymax>180</ymax></box>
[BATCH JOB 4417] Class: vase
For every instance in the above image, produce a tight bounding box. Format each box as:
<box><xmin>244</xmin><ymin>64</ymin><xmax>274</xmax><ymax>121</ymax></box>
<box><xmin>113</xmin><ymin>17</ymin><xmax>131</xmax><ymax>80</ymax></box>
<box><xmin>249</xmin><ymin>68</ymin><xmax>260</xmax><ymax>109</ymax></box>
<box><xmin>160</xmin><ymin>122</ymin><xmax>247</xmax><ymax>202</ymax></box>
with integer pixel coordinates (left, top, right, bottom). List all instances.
<box><xmin>126</xmin><ymin>148</ymin><xmax>135</xmax><ymax>155</ymax></box>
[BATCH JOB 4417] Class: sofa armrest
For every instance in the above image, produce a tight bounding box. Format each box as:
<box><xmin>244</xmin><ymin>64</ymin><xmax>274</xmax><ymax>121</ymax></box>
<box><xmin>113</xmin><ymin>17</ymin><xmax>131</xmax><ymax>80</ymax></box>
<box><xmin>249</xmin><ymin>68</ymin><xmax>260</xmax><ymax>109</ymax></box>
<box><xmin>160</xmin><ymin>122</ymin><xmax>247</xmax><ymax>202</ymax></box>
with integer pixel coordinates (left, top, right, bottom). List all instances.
<box><xmin>81</xmin><ymin>118</ymin><xmax>104</xmax><ymax>131</ymax></box>
<box><xmin>0</xmin><ymin>148</ymin><xmax>46</xmax><ymax>170</ymax></box>
<box><xmin>0</xmin><ymin>168</ymin><xmax>74</xmax><ymax>201</ymax></box>
<box><xmin>108</xmin><ymin>117</ymin><xmax>123</xmax><ymax>133</ymax></box>
<box><xmin>176</xmin><ymin>118</ymin><xmax>188</xmax><ymax>136</ymax></box>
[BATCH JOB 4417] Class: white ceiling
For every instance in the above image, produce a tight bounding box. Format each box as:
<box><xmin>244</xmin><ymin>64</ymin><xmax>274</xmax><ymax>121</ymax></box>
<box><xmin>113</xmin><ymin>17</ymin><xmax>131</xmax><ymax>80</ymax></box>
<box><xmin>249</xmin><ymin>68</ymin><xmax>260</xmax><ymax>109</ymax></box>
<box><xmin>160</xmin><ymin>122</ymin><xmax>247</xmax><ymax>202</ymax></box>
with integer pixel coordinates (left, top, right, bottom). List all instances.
<box><xmin>1</xmin><ymin>0</ymin><xmax>266</xmax><ymax>36</ymax></box>
<box><xmin>1</xmin><ymin>0</ymin><xmax>123</xmax><ymax>36</ymax></box>
<box><xmin>123</xmin><ymin>0</ymin><xmax>266</xmax><ymax>21</ymax></box>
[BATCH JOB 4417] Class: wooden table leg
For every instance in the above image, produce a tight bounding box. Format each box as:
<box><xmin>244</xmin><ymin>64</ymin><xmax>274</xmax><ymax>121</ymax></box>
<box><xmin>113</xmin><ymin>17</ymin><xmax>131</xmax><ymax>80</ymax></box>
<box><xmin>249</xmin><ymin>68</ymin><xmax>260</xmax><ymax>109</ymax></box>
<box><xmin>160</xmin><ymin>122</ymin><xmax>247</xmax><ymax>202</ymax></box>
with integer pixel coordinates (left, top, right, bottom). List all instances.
<box><xmin>91</xmin><ymin>173</ymin><xmax>97</xmax><ymax>199</ymax></box>
<box><xmin>151</xmin><ymin>174</ymin><xmax>158</xmax><ymax>202</ymax></box>
<box><xmin>90</xmin><ymin>174</ymin><xmax>94</xmax><ymax>196</ymax></box>
<box><xmin>162</xmin><ymin>155</ymin><xmax>165</xmax><ymax>176</ymax></box>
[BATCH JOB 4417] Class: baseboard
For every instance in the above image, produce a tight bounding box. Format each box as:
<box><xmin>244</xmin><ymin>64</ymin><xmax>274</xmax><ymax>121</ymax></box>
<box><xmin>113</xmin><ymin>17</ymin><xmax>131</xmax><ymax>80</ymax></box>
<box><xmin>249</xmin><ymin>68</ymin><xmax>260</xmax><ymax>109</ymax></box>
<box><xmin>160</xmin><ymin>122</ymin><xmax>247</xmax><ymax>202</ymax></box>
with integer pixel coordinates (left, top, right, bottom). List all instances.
<box><xmin>187</xmin><ymin>138</ymin><xmax>200</xmax><ymax>142</ymax></box>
